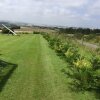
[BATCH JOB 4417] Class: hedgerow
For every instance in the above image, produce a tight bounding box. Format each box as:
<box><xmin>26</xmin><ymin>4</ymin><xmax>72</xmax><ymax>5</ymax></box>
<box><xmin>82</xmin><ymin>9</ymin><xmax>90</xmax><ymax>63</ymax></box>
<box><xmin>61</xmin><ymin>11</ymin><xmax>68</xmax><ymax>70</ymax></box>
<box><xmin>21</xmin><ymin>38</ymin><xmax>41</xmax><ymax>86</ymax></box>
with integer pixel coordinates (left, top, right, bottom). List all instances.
<box><xmin>41</xmin><ymin>33</ymin><xmax>100</xmax><ymax>92</ymax></box>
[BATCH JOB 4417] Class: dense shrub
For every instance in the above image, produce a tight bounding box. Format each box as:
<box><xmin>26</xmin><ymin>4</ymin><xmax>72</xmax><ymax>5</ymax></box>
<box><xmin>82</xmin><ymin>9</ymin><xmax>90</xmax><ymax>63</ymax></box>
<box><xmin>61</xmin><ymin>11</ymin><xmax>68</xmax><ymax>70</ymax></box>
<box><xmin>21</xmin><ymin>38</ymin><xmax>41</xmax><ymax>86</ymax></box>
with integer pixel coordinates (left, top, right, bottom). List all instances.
<box><xmin>74</xmin><ymin>33</ymin><xmax>84</xmax><ymax>39</ymax></box>
<box><xmin>67</xmin><ymin>67</ymin><xmax>93</xmax><ymax>90</ymax></box>
<box><xmin>72</xmin><ymin>58</ymin><xmax>93</xmax><ymax>90</ymax></box>
<box><xmin>2</xmin><ymin>28</ymin><xmax>9</xmax><ymax>34</ymax></box>
<box><xmin>90</xmin><ymin>55</ymin><xmax>100</xmax><ymax>90</ymax></box>
<box><xmin>64</xmin><ymin>47</ymin><xmax>80</xmax><ymax>64</ymax></box>
<box><xmin>85</xmin><ymin>34</ymin><xmax>96</xmax><ymax>41</ymax></box>
<box><xmin>61</xmin><ymin>43</ymin><xmax>71</xmax><ymax>53</ymax></box>
<box><xmin>67</xmin><ymin>56</ymin><xmax>100</xmax><ymax>91</ymax></box>
<box><xmin>47</xmin><ymin>35</ymin><xmax>71</xmax><ymax>56</ymax></box>
<box><xmin>91</xmin><ymin>55</ymin><xmax>100</xmax><ymax>70</ymax></box>
<box><xmin>92</xmin><ymin>69</ymin><xmax>100</xmax><ymax>90</ymax></box>
<box><xmin>21</xmin><ymin>32</ymin><xmax>30</xmax><ymax>34</ymax></box>
<box><xmin>33</xmin><ymin>31</ymin><xmax>40</xmax><ymax>34</ymax></box>
<box><xmin>55</xmin><ymin>43</ymin><xmax>71</xmax><ymax>57</ymax></box>
<box><xmin>73</xmin><ymin>58</ymin><xmax>92</xmax><ymax>69</ymax></box>
<box><xmin>48</xmin><ymin>38</ymin><xmax>57</xmax><ymax>49</ymax></box>
<box><xmin>96</xmin><ymin>48</ymin><xmax>100</xmax><ymax>55</ymax></box>
<box><xmin>42</xmin><ymin>33</ymin><xmax>50</xmax><ymax>41</ymax></box>
<box><xmin>42</xmin><ymin>33</ymin><xmax>100</xmax><ymax>91</ymax></box>
<box><xmin>94</xmin><ymin>36</ymin><xmax>100</xmax><ymax>43</ymax></box>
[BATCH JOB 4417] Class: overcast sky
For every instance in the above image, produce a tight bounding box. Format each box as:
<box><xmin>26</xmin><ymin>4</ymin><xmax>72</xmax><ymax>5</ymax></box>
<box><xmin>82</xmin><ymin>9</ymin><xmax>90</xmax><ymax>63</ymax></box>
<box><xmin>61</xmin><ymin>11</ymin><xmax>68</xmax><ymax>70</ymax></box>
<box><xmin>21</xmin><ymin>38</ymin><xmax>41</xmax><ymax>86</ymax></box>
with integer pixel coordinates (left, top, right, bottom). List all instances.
<box><xmin>0</xmin><ymin>0</ymin><xmax>100</xmax><ymax>28</ymax></box>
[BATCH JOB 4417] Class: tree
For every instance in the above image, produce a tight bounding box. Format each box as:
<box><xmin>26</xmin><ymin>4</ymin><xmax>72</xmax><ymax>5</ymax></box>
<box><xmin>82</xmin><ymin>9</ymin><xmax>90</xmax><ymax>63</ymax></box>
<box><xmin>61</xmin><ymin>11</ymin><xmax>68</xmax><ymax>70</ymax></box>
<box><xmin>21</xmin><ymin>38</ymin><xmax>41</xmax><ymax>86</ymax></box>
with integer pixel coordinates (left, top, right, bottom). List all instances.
<box><xmin>2</xmin><ymin>28</ymin><xmax>9</xmax><ymax>34</ymax></box>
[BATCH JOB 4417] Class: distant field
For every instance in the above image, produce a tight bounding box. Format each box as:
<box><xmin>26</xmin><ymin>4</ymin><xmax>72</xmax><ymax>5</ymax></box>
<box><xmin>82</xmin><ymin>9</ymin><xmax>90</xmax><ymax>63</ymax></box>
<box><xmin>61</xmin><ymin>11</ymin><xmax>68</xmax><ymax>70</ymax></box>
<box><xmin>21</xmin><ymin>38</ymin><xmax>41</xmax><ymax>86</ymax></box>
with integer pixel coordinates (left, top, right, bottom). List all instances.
<box><xmin>0</xmin><ymin>34</ymin><xmax>97</xmax><ymax>100</ymax></box>
<box><xmin>15</xmin><ymin>27</ymin><xmax>55</xmax><ymax>33</ymax></box>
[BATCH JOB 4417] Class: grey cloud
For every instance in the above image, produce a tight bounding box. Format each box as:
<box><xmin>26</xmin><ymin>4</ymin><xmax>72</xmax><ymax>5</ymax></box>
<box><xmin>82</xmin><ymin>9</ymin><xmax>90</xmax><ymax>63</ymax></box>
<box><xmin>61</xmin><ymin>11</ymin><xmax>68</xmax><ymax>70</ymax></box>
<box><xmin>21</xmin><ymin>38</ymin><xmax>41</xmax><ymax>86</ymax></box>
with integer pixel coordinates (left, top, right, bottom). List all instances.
<box><xmin>0</xmin><ymin>0</ymin><xmax>100</xmax><ymax>28</ymax></box>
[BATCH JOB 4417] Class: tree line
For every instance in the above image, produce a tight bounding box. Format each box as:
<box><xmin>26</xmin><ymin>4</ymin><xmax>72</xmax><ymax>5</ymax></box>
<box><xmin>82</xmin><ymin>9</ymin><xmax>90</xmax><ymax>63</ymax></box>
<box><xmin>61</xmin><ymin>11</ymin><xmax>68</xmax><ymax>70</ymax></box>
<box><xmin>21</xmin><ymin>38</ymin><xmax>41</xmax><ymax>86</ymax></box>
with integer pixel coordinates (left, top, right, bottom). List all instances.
<box><xmin>59</xmin><ymin>27</ymin><xmax>100</xmax><ymax>35</ymax></box>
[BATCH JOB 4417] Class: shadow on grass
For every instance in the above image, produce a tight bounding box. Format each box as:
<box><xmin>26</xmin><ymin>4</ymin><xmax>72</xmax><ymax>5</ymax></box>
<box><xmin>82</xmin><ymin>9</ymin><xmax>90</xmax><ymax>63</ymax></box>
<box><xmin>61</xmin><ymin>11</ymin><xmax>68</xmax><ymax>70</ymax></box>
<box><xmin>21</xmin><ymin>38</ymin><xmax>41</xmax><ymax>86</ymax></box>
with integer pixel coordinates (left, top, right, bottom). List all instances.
<box><xmin>0</xmin><ymin>60</ymin><xmax>17</xmax><ymax>92</ymax></box>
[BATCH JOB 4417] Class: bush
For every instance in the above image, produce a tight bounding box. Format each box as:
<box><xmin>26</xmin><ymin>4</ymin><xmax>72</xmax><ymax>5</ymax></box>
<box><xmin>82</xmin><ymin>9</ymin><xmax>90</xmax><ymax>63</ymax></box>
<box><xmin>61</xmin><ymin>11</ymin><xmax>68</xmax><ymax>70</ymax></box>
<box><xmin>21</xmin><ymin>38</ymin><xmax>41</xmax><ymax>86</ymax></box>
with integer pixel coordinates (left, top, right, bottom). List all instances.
<box><xmin>61</xmin><ymin>43</ymin><xmax>71</xmax><ymax>53</ymax></box>
<box><xmin>67</xmin><ymin>56</ymin><xmax>100</xmax><ymax>91</ymax></box>
<box><xmin>42</xmin><ymin>33</ymin><xmax>50</xmax><ymax>41</ymax></box>
<box><xmin>2</xmin><ymin>28</ymin><xmax>9</xmax><ymax>34</ymax></box>
<box><xmin>74</xmin><ymin>33</ymin><xmax>84</xmax><ymax>39</ymax></box>
<box><xmin>67</xmin><ymin>67</ymin><xmax>94</xmax><ymax>90</ymax></box>
<box><xmin>73</xmin><ymin>58</ymin><xmax>92</xmax><ymax>69</ymax></box>
<box><xmin>64</xmin><ymin>47</ymin><xmax>80</xmax><ymax>64</ymax></box>
<box><xmin>42</xmin><ymin>33</ymin><xmax>100</xmax><ymax>91</ymax></box>
<box><xmin>85</xmin><ymin>34</ymin><xmax>96</xmax><ymax>41</ymax></box>
<box><xmin>90</xmin><ymin>55</ymin><xmax>100</xmax><ymax>90</ymax></box>
<box><xmin>48</xmin><ymin>38</ymin><xmax>57</xmax><ymax>49</ymax></box>
<box><xmin>91</xmin><ymin>55</ymin><xmax>100</xmax><ymax>70</ymax></box>
<box><xmin>92</xmin><ymin>69</ymin><xmax>100</xmax><ymax>90</ymax></box>
<box><xmin>67</xmin><ymin>58</ymin><xmax>93</xmax><ymax>90</ymax></box>
<box><xmin>95</xmin><ymin>48</ymin><xmax>100</xmax><ymax>55</ymax></box>
<box><xmin>94</xmin><ymin>36</ymin><xmax>100</xmax><ymax>43</ymax></box>
<box><xmin>21</xmin><ymin>32</ymin><xmax>30</xmax><ymax>34</ymax></box>
<box><xmin>42</xmin><ymin>33</ymin><xmax>71</xmax><ymax>56</ymax></box>
<box><xmin>33</xmin><ymin>31</ymin><xmax>40</xmax><ymax>34</ymax></box>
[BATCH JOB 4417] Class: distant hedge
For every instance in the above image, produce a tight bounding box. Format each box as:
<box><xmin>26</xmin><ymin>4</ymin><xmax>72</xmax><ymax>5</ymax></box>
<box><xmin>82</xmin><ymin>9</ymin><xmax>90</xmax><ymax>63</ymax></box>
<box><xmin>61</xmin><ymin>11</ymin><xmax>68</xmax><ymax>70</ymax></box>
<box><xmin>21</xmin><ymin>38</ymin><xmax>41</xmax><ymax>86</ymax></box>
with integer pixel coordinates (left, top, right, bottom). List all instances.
<box><xmin>2</xmin><ymin>28</ymin><xmax>9</xmax><ymax>34</ymax></box>
<box><xmin>33</xmin><ymin>31</ymin><xmax>40</xmax><ymax>34</ymax></box>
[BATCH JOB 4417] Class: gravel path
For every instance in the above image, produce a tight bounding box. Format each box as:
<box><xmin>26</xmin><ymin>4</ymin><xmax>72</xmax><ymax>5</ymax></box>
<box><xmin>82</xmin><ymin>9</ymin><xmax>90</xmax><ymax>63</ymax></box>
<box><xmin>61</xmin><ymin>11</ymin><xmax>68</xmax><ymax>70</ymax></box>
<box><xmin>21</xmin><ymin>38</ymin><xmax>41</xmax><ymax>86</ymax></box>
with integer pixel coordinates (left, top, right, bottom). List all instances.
<box><xmin>77</xmin><ymin>40</ymin><xmax>99</xmax><ymax>49</ymax></box>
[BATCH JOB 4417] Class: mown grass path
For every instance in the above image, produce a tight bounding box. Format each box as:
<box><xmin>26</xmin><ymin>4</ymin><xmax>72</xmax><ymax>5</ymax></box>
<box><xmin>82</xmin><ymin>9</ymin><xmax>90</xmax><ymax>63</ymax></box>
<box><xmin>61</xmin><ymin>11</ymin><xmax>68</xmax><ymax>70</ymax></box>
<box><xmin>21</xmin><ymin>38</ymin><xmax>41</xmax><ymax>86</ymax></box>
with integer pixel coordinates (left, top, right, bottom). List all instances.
<box><xmin>0</xmin><ymin>34</ymin><xmax>96</xmax><ymax>100</ymax></box>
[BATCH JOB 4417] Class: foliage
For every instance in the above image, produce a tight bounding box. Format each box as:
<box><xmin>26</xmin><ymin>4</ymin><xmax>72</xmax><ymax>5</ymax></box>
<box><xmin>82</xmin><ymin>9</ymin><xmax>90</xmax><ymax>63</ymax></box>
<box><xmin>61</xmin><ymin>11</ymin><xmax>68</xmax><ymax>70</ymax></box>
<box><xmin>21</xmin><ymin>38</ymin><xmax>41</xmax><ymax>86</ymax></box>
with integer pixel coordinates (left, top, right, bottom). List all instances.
<box><xmin>95</xmin><ymin>48</ymin><xmax>100</xmax><ymax>54</ymax></box>
<box><xmin>42</xmin><ymin>33</ymin><xmax>50</xmax><ymax>41</ymax></box>
<box><xmin>10</xmin><ymin>25</ymin><xmax>20</xmax><ymax>29</ymax></box>
<box><xmin>85</xmin><ymin>34</ymin><xmax>96</xmax><ymax>41</ymax></box>
<box><xmin>67</xmin><ymin>67</ymin><xmax>94</xmax><ymax>90</ymax></box>
<box><xmin>68</xmin><ymin>56</ymin><xmax>100</xmax><ymax>91</ymax></box>
<box><xmin>48</xmin><ymin>38</ymin><xmax>57</xmax><ymax>49</ymax></box>
<box><xmin>65</xmin><ymin>47</ymin><xmax>80</xmax><ymax>64</ymax></box>
<box><xmin>2</xmin><ymin>28</ymin><xmax>9</xmax><ymax>34</ymax></box>
<box><xmin>42</xmin><ymin>32</ymin><xmax>100</xmax><ymax>92</ymax></box>
<box><xmin>74</xmin><ymin>33</ymin><xmax>84</xmax><ymax>39</ymax></box>
<box><xmin>21</xmin><ymin>32</ymin><xmax>30</xmax><ymax>34</ymax></box>
<box><xmin>91</xmin><ymin>55</ymin><xmax>100</xmax><ymax>70</ymax></box>
<box><xmin>59</xmin><ymin>27</ymin><xmax>100</xmax><ymax>35</ymax></box>
<box><xmin>33</xmin><ymin>31</ymin><xmax>40</xmax><ymax>34</ymax></box>
<box><xmin>73</xmin><ymin>58</ymin><xmax>92</xmax><ymax>69</ymax></box>
<box><xmin>66</xmin><ymin>56</ymin><xmax>100</xmax><ymax>91</ymax></box>
<box><xmin>42</xmin><ymin>33</ymin><xmax>72</xmax><ymax>57</ymax></box>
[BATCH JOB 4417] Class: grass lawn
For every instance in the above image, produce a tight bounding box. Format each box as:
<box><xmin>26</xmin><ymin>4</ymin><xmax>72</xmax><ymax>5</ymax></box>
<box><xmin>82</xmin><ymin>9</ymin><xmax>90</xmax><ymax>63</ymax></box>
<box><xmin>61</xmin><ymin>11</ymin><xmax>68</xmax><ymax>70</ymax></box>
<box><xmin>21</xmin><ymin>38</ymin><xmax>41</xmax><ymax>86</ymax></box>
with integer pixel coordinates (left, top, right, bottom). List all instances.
<box><xmin>0</xmin><ymin>34</ymin><xmax>97</xmax><ymax>100</ymax></box>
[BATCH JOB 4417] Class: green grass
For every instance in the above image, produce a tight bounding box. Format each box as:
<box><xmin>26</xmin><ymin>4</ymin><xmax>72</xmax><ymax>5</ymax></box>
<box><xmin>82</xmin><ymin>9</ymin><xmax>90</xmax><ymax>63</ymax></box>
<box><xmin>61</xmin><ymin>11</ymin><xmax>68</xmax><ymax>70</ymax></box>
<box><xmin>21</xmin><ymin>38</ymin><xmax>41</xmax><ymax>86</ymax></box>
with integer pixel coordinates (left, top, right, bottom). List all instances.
<box><xmin>0</xmin><ymin>34</ymin><xmax>97</xmax><ymax>100</ymax></box>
